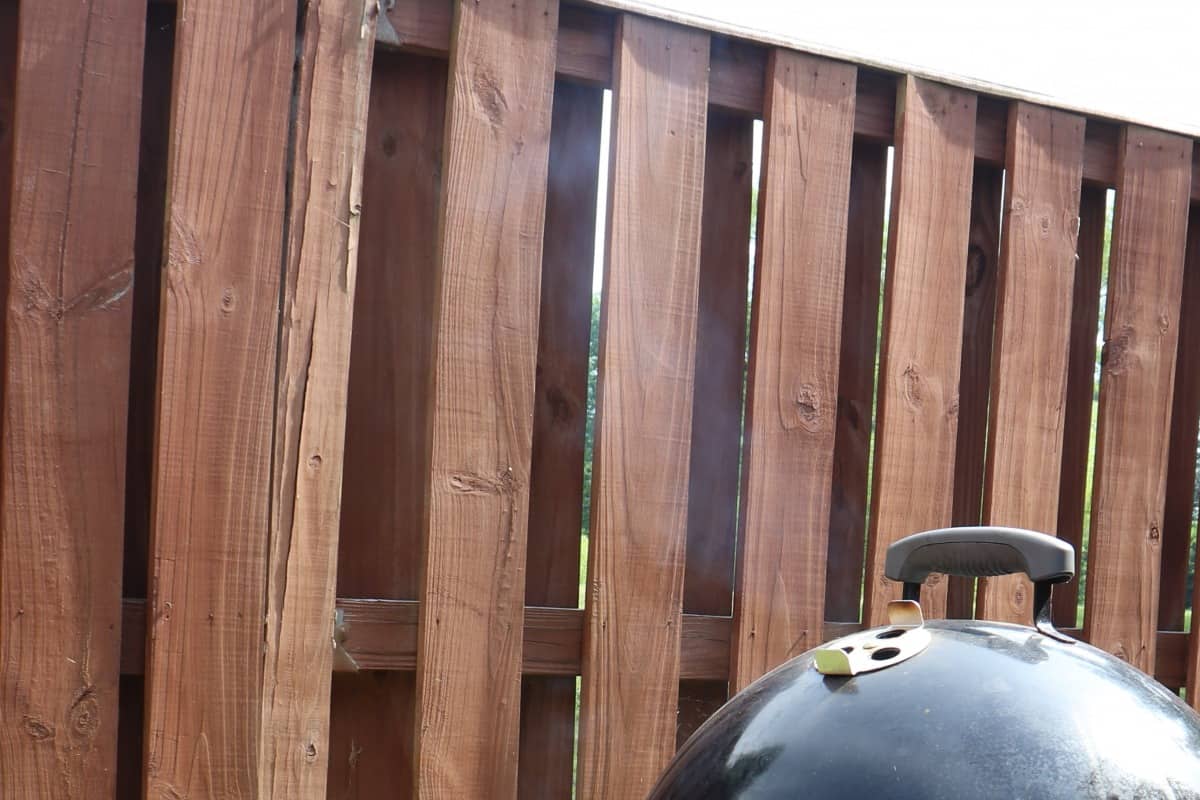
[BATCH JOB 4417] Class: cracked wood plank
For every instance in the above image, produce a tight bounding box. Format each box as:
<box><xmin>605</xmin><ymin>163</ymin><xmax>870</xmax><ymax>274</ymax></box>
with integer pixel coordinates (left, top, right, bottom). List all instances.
<box><xmin>863</xmin><ymin>77</ymin><xmax>977</xmax><ymax>625</ymax></box>
<box><xmin>0</xmin><ymin>0</ymin><xmax>143</xmax><ymax>796</ymax></box>
<box><xmin>413</xmin><ymin>0</ymin><xmax>558</xmax><ymax>796</ymax></box>
<box><xmin>258</xmin><ymin>0</ymin><xmax>377</xmax><ymax>798</ymax></box>
<box><xmin>576</xmin><ymin>15</ymin><xmax>710</xmax><ymax>798</ymax></box>
<box><xmin>729</xmin><ymin>49</ymin><xmax>857</xmax><ymax>691</ymax></box>
<box><xmin>142</xmin><ymin>0</ymin><xmax>297</xmax><ymax>796</ymax></box>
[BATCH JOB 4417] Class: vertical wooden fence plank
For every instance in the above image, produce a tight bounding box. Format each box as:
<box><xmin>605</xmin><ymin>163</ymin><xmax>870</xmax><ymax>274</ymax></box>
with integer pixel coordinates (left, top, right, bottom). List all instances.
<box><xmin>1160</xmin><ymin>205</ymin><xmax>1200</xmax><ymax>632</ymax></box>
<box><xmin>1053</xmin><ymin>184</ymin><xmax>1107</xmax><ymax>629</ymax></box>
<box><xmin>328</xmin><ymin>51</ymin><xmax>445</xmax><ymax>800</ymax></box>
<box><xmin>863</xmin><ymin>77</ymin><xmax>976</xmax><ymax>626</ymax></box>
<box><xmin>577</xmin><ymin>15</ymin><xmax>709</xmax><ymax>798</ymax></box>
<box><xmin>258</xmin><ymin>2</ymin><xmax>376</xmax><ymax>798</ymax></box>
<box><xmin>414</xmin><ymin>0</ymin><xmax>558</xmax><ymax>795</ymax></box>
<box><xmin>945</xmin><ymin>163</ymin><xmax>1002</xmax><ymax>620</ymax></box>
<box><xmin>0</xmin><ymin>1</ymin><xmax>143</xmax><ymax>796</ymax></box>
<box><xmin>1083</xmin><ymin>127</ymin><xmax>1192</xmax><ymax>674</ymax></box>
<box><xmin>1182</xmin><ymin>213</ymin><xmax>1200</xmax><ymax>704</ymax></box>
<box><xmin>142</xmin><ymin>0</ymin><xmax>296</xmax><ymax>795</ymax></box>
<box><xmin>518</xmin><ymin>79</ymin><xmax>603</xmax><ymax>800</ymax></box>
<box><xmin>826</xmin><ymin>140</ymin><xmax>887</xmax><ymax>624</ymax></box>
<box><xmin>729</xmin><ymin>51</ymin><xmax>857</xmax><ymax>691</ymax></box>
<box><xmin>976</xmin><ymin>104</ymin><xmax>1085</xmax><ymax>623</ymax></box>
<box><xmin>676</xmin><ymin>108</ymin><xmax>753</xmax><ymax>747</ymax></box>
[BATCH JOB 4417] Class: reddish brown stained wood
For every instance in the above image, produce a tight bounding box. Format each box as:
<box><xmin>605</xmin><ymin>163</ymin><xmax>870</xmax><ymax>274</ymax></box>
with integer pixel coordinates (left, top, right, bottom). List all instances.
<box><xmin>258</xmin><ymin>1</ymin><xmax>377</xmax><ymax>797</ymax></box>
<box><xmin>1083</xmin><ymin>120</ymin><xmax>1119</xmax><ymax>188</ymax></box>
<box><xmin>1083</xmin><ymin>126</ymin><xmax>1192</xmax><ymax>674</ymax></box>
<box><xmin>1159</xmin><ymin>205</ymin><xmax>1200</xmax><ymax>632</ymax></box>
<box><xmin>854</xmin><ymin>70</ymin><xmax>897</xmax><ymax>143</ymax></box>
<box><xmin>0</xmin><ymin>1</ymin><xmax>143</xmax><ymax>796</ymax></box>
<box><xmin>518</xmin><ymin>79</ymin><xmax>603</xmax><ymax>800</ymax></box>
<box><xmin>576</xmin><ymin>15</ymin><xmax>710</xmax><ymax>798</ymax></box>
<box><xmin>974</xmin><ymin>96</ymin><xmax>1007</xmax><ymax>165</ymax></box>
<box><xmin>730</xmin><ymin>50</ymin><xmax>857</xmax><ymax>691</ymax></box>
<box><xmin>826</xmin><ymin>141</ymin><xmax>888</xmax><ymax>624</ymax></box>
<box><xmin>329</xmin><ymin>50</ymin><xmax>445</xmax><ymax>800</ymax></box>
<box><xmin>414</xmin><ymin>0</ymin><xmax>558</xmax><ymax>795</ymax></box>
<box><xmin>677</xmin><ymin>109</ymin><xmax>753</xmax><ymax>747</ymax></box>
<box><xmin>708</xmin><ymin>36</ymin><xmax>765</xmax><ymax>118</ymax></box>
<box><xmin>864</xmin><ymin>77</ymin><xmax>977</xmax><ymax>625</ymax></box>
<box><xmin>976</xmin><ymin>103</ymin><xmax>1086</xmax><ymax>623</ymax></box>
<box><xmin>142</xmin><ymin>0</ymin><xmax>296</xmax><ymax>794</ymax></box>
<box><xmin>945</xmin><ymin>164</ymin><xmax>1003</xmax><ymax>620</ymax></box>
<box><xmin>1053</xmin><ymin>185</ymin><xmax>1108</xmax><ymax>629</ymax></box>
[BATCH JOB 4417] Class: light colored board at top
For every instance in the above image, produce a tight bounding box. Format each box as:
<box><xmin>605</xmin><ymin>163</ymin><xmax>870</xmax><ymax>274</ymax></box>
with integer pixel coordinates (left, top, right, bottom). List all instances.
<box><xmin>863</xmin><ymin>77</ymin><xmax>976</xmax><ymax>625</ymax></box>
<box><xmin>258</xmin><ymin>0</ymin><xmax>376</xmax><ymax>797</ymax></box>
<box><xmin>975</xmin><ymin>103</ymin><xmax>1085</xmax><ymax>624</ymax></box>
<box><xmin>414</xmin><ymin>0</ymin><xmax>557</xmax><ymax>796</ymax></box>
<box><xmin>1083</xmin><ymin>127</ymin><xmax>1193</xmax><ymax>674</ymax></box>
<box><xmin>730</xmin><ymin>49</ymin><xmax>857</xmax><ymax>690</ymax></box>
<box><xmin>577</xmin><ymin>14</ymin><xmax>709</xmax><ymax>798</ymax></box>
<box><xmin>0</xmin><ymin>1</ymin><xmax>142</xmax><ymax>796</ymax></box>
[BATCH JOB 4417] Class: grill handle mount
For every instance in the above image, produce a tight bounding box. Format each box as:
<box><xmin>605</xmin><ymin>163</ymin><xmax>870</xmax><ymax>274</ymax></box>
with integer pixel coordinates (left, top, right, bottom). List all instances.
<box><xmin>884</xmin><ymin>527</ymin><xmax>1076</xmax><ymax>640</ymax></box>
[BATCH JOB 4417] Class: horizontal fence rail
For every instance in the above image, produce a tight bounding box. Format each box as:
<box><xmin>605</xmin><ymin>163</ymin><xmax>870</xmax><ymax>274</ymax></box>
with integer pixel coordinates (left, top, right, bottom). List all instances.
<box><xmin>1</xmin><ymin>0</ymin><xmax>1198</xmax><ymax>797</ymax></box>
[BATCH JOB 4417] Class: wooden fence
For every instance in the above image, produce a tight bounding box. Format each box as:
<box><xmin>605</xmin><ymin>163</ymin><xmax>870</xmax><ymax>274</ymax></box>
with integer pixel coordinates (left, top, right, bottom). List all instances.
<box><xmin>2</xmin><ymin>0</ymin><xmax>1199</xmax><ymax>797</ymax></box>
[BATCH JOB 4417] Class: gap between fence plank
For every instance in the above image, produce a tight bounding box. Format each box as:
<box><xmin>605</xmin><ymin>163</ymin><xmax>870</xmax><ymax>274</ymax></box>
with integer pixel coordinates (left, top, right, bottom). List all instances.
<box><xmin>0</xmin><ymin>1</ymin><xmax>143</xmax><ymax>796</ymax></box>
<box><xmin>976</xmin><ymin>103</ymin><xmax>1085</xmax><ymax>623</ymax></box>
<box><xmin>730</xmin><ymin>50</ymin><xmax>857</xmax><ymax>691</ymax></box>
<box><xmin>863</xmin><ymin>77</ymin><xmax>977</xmax><ymax>625</ymax></box>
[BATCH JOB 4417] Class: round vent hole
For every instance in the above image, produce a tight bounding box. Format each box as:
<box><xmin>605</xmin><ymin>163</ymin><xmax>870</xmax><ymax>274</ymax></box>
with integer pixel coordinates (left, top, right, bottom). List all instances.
<box><xmin>876</xmin><ymin>629</ymin><xmax>905</xmax><ymax>640</ymax></box>
<box><xmin>871</xmin><ymin>647</ymin><xmax>901</xmax><ymax>661</ymax></box>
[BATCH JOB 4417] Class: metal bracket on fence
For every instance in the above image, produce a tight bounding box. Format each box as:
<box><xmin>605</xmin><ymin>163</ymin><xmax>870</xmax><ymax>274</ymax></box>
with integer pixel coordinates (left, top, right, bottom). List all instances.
<box><xmin>333</xmin><ymin>608</ymin><xmax>360</xmax><ymax>673</ymax></box>
<box><xmin>374</xmin><ymin>0</ymin><xmax>402</xmax><ymax>48</ymax></box>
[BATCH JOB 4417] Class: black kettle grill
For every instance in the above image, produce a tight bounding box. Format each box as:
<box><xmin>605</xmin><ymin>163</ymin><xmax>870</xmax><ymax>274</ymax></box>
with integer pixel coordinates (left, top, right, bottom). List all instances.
<box><xmin>650</xmin><ymin>527</ymin><xmax>1200</xmax><ymax>798</ymax></box>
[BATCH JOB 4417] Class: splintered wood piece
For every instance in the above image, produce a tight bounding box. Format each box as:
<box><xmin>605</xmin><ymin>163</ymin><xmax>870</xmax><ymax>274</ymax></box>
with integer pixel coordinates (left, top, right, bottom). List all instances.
<box><xmin>976</xmin><ymin>103</ymin><xmax>1085</xmax><ymax>623</ymax></box>
<box><xmin>863</xmin><ymin>77</ymin><xmax>976</xmax><ymax>625</ymax></box>
<box><xmin>576</xmin><ymin>14</ymin><xmax>710</xmax><ymax>798</ymax></box>
<box><xmin>1053</xmin><ymin>185</ymin><xmax>1108</xmax><ymax>628</ymax></box>
<box><xmin>258</xmin><ymin>1</ymin><xmax>377</xmax><ymax>797</ymax></box>
<box><xmin>730</xmin><ymin>49</ymin><xmax>857</xmax><ymax>691</ymax></box>
<box><xmin>413</xmin><ymin>0</ymin><xmax>558</xmax><ymax>796</ymax></box>
<box><xmin>827</xmin><ymin>141</ymin><xmax>888</xmax><ymax>624</ymax></box>
<box><xmin>0</xmin><ymin>1</ymin><xmax>143</xmax><ymax>796</ymax></box>
<box><xmin>1083</xmin><ymin>126</ymin><xmax>1192</xmax><ymax>674</ymax></box>
<box><xmin>518</xmin><ymin>79</ymin><xmax>603</xmax><ymax>799</ymax></box>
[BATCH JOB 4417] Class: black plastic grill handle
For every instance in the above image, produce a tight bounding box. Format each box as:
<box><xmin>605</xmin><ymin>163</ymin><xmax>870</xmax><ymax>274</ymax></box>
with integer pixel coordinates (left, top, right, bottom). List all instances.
<box><xmin>885</xmin><ymin>526</ymin><xmax>1075</xmax><ymax>585</ymax></box>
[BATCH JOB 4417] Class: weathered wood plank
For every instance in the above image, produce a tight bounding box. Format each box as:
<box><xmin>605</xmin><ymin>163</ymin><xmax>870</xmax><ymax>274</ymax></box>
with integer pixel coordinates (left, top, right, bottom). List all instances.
<box><xmin>1083</xmin><ymin>127</ymin><xmax>1192</xmax><ymax>673</ymax></box>
<box><xmin>826</xmin><ymin>141</ymin><xmax>887</xmax><ymax>624</ymax></box>
<box><xmin>257</xmin><ymin>2</ymin><xmax>377</xmax><ymax>797</ymax></box>
<box><xmin>142</xmin><ymin>0</ymin><xmax>296</xmax><ymax>794</ymax></box>
<box><xmin>518</xmin><ymin>79</ymin><xmax>603</xmax><ymax>799</ymax></box>
<box><xmin>576</xmin><ymin>15</ymin><xmax>709</xmax><ymax>798</ymax></box>
<box><xmin>730</xmin><ymin>50</ymin><xmax>857</xmax><ymax>691</ymax></box>
<box><xmin>945</xmin><ymin>163</ymin><xmax>1003</xmax><ymax>619</ymax></box>
<box><xmin>863</xmin><ymin>78</ymin><xmax>977</xmax><ymax>625</ymax></box>
<box><xmin>414</xmin><ymin>0</ymin><xmax>558</xmax><ymax>795</ymax></box>
<box><xmin>677</xmin><ymin>108</ymin><xmax>753</xmax><ymax>747</ymax></box>
<box><xmin>1160</xmin><ymin>204</ymin><xmax>1200</xmax><ymax>632</ymax></box>
<box><xmin>0</xmin><ymin>1</ymin><xmax>143</xmax><ymax>796</ymax></box>
<box><xmin>976</xmin><ymin>104</ymin><xmax>1085</xmax><ymax>623</ymax></box>
<box><xmin>329</xmin><ymin>49</ymin><xmax>445</xmax><ymax>800</ymax></box>
<box><xmin>1053</xmin><ymin>185</ymin><xmax>1107</xmax><ymax>629</ymax></box>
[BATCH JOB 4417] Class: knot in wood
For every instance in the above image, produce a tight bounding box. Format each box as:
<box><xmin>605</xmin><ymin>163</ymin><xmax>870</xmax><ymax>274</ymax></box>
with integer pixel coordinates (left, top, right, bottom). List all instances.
<box><xmin>902</xmin><ymin>363</ymin><xmax>925</xmax><ymax>410</ymax></box>
<box><xmin>1101</xmin><ymin>325</ymin><xmax>1136</xmax><ymax>375</ymax></box>
<box><xmin>22</xmin><ymin>715</ymin><xmax>55</xmax><ymax>741</ymax></box>
<box><xmin>69</xmin><ymin>692</ymin><xmax>101</xmax><ymax>741</ymax></box>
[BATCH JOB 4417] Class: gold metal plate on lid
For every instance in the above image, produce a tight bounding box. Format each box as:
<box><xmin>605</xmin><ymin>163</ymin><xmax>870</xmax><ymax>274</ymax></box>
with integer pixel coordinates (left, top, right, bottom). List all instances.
<box><xmin>814</xmin><ymin>600</ymin><xmax>931</xmax><ymax>676</ymax></box>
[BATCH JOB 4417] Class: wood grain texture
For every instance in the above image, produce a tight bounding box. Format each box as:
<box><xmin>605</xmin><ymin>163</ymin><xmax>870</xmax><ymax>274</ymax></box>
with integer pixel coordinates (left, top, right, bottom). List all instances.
<box><xmin>0</xmin><ymin>1</ymin><xmax>143</xmax><ymax>796</ymax></box>
<box><xmin>1159</xmin><ymin>204</ymin><xmax>1200</xmax><ymax>632</ymax></box>
<box><xmin>1053</xmin><ymin>185</ymin><xmax>1107</xmax><ymax>628</ymax></box>
<box><xmin>863</xmin><ymin>77</ymin><xmax>976</xmax><ymax>625</ymax></box>
<box><xmin>329</xmin><ymin>50</ymin><xmax>445</xmax><ymax>800</ymax></box>
<box><xmin>258</xmin><ymin>1</ymin><xmax>376</xmax><ymax>797</ymax></box>
<box><xmin>675</xmin><ymin>109</ymin><xmax>753</xmax><ymax>747</ymax></box>
<box><xmin>142</xmin><ymin>0</ymin><xmax>296</xmax><ymax>795</ymax></box>
<box><xmin>576</xmin><ymin>15</ymin><xmax>709</xmax><ymax>798</ymax></box>
<box><xmin>945</xmin><ymin>164</ymin><xmax>1003</xmax><ymax>619</ymax></box>
<box><xmin>976</xmin><ymin>104</ymin><xmax>1085</xmax><ymax>623</ymax></box>
<box><xmin>730</xmin><ymin>50</ymin><xmax>857</xmax><ymax>691</ymax></box>
<box><xmin>518</xmin><ymin>79</ymin><xmax>603</xmax><ymax>800</ymax></box>
<box><xmin>413</xmin><ymin>0</ymin><xmax>558</xmax><ymax>795</ymax></box>
<box><xmin>826</xmin><ymin>141</ymin><xmax>887</xmax><ymax>624</ymax></box>
<box><xmin>1082</xmin><ymin>126</ymin><xmax>1192</xmax><ymax>673</ymax></box>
